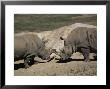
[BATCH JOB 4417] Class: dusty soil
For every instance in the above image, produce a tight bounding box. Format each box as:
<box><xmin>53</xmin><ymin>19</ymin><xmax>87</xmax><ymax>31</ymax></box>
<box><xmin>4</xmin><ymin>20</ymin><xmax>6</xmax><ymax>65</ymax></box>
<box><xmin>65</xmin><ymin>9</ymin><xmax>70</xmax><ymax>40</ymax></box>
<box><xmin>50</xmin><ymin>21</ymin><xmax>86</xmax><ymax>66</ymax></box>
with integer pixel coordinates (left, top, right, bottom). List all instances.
<box><xmin>14</xmin><ymin>60</ymin><xmax>97</xmax><ymax>76</ymax></box>
<box><xmin>14</xmin><ymin>57</ymin><xmax>97</xmax><ymax>76</ymax></box>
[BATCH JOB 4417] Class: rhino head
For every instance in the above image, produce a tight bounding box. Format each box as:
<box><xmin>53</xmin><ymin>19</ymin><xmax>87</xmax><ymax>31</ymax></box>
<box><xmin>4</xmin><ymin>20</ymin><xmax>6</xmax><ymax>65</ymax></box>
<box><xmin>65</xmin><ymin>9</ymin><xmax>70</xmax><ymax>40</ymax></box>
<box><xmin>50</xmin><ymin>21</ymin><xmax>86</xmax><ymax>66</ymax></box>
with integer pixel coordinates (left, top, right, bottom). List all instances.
<box><xmin>38</xmin><ymin>48</ymin><xmax>56</xmax><ymax>61</ymax></box>
<box><xmin>59</xmin><ymin>37</ymin><xmax>73</xmax><ymax>60</ymax></box>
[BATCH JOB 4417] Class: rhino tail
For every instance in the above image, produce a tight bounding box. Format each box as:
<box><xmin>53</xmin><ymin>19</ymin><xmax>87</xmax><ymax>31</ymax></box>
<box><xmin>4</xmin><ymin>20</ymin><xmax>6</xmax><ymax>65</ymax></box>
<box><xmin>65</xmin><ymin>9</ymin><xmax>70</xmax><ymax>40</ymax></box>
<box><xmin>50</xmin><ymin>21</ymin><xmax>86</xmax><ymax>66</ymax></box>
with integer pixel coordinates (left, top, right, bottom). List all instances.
<box><xmin>87</xmin><ymin>30</ymin><xmax>97</xmax><ymax>49</ymax></box>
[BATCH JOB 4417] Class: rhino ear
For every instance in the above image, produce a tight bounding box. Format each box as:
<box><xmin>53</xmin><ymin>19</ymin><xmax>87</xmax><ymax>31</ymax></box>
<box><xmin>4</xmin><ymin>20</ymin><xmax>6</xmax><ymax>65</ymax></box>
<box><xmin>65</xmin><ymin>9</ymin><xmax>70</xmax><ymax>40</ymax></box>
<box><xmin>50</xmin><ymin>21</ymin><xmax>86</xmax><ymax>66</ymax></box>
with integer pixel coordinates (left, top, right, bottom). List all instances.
<box><xmin>60</xmin><ymin>37</ymin><xmax>65</xmax><ymax>40</ymax></box>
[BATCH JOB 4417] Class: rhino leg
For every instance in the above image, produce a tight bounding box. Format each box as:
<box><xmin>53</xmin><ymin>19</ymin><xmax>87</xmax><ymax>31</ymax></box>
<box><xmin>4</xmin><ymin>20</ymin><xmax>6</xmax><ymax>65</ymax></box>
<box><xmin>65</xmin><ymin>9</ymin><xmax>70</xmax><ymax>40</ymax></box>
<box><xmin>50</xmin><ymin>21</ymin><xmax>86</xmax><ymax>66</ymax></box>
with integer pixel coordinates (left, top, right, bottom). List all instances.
<box><xmin>81</xmin><ymin>48</ymin><xmax>90</xmax><ymax>62</ymax></box>
<box><xmin>24</xmin><ymin>58</ymin><xmax>30</xmax><ymax>69</ymax></box>
<box><xmin>28</xmin><ymin>58</ymin><xmax>34</xmax><ymax>65</ymax></box>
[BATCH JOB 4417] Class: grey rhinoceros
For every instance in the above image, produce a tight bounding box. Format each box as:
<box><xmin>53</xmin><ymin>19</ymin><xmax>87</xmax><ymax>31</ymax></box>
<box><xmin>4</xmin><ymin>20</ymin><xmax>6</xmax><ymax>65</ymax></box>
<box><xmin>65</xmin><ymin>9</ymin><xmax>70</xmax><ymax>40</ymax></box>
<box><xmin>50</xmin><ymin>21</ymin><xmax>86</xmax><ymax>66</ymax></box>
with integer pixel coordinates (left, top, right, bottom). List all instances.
<box><xmin>14</xmin><ymin>33</ymin><xmax>56</xmax><ymax>68</ymax></box>
<box><xmin>59</xmin><ymin>27</ymin><xmax>97</xmax><ymax>62</ymax></box>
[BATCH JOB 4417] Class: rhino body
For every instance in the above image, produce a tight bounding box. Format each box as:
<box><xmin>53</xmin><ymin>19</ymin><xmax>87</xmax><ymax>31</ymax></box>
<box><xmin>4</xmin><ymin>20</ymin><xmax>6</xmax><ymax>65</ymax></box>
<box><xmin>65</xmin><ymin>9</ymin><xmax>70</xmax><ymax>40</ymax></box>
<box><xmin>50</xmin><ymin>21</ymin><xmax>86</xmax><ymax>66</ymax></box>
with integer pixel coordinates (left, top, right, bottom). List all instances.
<box><xmin>60</xmin><ymin>27</ymin><xmax>97</xmax><ymax>62</ymax></box>
<box><xmin>14</xmin><ymin>33</ymin><xmax>53</xmax><ymax>68</ymax></box>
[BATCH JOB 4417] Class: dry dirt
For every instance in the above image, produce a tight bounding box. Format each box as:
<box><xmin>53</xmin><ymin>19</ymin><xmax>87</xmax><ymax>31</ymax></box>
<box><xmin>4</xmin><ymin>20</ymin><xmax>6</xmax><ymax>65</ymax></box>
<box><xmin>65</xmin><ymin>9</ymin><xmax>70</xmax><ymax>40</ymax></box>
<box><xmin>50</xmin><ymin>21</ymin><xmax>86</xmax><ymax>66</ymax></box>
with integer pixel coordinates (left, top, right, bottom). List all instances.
<box><xmin>14</xmin><ymin>58</ymin><xmax>97</xmax><ymax>76</ymax></box>
<box><xmin>14</xmin><ymin>23</ymin><xmax>97</xmax><ymax>76</ymax></box>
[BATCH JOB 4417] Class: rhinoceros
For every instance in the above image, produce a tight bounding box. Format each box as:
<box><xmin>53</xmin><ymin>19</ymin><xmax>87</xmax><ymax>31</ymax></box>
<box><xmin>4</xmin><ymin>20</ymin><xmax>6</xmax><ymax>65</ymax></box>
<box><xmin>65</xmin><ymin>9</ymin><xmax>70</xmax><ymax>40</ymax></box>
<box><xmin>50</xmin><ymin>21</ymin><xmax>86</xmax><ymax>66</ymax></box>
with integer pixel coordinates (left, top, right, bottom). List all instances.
<box><xmin>14</xmin><ymin>33</ymin><xmax>56</xmax><ymax>68</ymax></box>
<box><xmin>59</xmin><ymin>27</ymin><xmax>97</xmax><ymax>62</ymax></box>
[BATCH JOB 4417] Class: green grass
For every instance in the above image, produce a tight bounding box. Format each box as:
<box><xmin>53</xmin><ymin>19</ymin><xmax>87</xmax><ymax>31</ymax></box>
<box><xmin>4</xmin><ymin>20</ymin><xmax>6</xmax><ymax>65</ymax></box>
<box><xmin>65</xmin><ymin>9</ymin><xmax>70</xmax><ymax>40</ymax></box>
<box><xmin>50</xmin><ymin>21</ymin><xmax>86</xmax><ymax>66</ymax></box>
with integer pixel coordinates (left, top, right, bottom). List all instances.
<box><xmin>14</xmin><ymin>14</ymin><xmax>97</xmax><ymax>33</ymax></box>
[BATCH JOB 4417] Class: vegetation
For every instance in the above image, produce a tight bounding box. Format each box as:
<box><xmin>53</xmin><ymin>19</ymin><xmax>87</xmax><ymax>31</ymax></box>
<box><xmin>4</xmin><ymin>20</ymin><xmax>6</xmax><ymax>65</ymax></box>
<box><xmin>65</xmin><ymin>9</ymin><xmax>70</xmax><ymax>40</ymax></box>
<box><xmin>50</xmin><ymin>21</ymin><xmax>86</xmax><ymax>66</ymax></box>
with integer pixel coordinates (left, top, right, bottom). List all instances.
<box><xmin>14</xmin><ymin>14</ymin><xmax>97</xmax><ymax>33</ymax></box>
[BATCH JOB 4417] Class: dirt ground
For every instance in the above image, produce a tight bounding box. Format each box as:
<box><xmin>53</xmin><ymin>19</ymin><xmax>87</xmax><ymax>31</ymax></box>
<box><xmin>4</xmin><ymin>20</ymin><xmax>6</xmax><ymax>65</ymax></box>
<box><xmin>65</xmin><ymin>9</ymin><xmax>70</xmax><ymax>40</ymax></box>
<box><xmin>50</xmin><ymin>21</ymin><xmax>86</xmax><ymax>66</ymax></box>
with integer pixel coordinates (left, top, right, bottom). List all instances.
<box><xmin>14</xmin><ymin>58</ymin><xmax>97</xmax><ymax>76</ymax></box>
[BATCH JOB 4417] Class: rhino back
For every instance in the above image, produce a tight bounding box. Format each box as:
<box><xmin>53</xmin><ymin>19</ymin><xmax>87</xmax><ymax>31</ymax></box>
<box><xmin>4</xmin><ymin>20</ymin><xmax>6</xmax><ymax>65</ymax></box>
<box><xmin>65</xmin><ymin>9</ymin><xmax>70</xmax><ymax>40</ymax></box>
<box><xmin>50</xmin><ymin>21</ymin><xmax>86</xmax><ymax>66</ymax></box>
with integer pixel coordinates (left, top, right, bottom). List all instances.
<box><xmin>14</xmin><ymin>33</ymin><xmax>45</xmax><ymax>59</ymax></box>
<box><xmin>22</xmin><ymin>34</ymin><xmax>46</xmax><ymax>54</ymax></box>
<box><xmin>66</xmin><ymin>27</ymin><xmax>97</xmax><ymax>50</ymax></box>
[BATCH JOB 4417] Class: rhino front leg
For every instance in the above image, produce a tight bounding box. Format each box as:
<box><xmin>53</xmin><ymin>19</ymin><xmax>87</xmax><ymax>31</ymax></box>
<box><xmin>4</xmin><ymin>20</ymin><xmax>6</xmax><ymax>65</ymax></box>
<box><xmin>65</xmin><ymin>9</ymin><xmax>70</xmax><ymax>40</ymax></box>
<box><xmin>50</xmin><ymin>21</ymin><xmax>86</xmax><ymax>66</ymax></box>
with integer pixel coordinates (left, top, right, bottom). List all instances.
<box><xmin>81</xmin><ymin>48</ymin><xmax>90</xmax><ymax>62</ymax></box>
<box><xmin>29</xmin><ymin>57</ymin><xmax>34</xmax><ymax>65</ymax></box>
<box><xmin>24</xmin><ymin>58</ymin><xmax>30</xmax><ymax>69</ymax></box>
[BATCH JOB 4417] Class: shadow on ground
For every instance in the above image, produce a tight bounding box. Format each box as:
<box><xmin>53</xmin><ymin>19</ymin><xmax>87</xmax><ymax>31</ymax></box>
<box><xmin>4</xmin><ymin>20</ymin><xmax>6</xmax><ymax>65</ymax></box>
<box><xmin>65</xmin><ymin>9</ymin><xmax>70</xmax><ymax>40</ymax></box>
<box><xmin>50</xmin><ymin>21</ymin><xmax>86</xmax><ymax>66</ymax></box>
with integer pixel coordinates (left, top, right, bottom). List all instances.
<box><xmin>14</xmin><ymin>58</ymin><xmax>97</xmax><ymax>70</ymax></box>
<box><xmin>14</xmin><ymin>60</ymin><xmax>48</xmax><ymax>70</ymax></box>
<box><xmin>56</xmin><ymin>58</ymin><xmax>96</xmax><ymax>63</ymax></box>
<box><xmin>14</xmin><ymin>63</ymin><xmax>25</xmax><ymax>70</ymax></box>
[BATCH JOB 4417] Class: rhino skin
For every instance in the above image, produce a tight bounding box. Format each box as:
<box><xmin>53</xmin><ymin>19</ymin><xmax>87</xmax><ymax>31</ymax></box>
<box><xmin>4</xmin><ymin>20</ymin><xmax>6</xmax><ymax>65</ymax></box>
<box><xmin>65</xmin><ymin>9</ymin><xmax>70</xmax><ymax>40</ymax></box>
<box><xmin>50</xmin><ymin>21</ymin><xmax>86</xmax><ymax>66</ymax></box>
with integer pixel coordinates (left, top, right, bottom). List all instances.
<box><xmin>60</xmin><ymin>27</ymin><xmax>97</xmax><ymax>62</ymax></box>
<box><xmin>14</xmin><ymin>33</ymin><xmax>55</xmax><ymax>68</ymax></box>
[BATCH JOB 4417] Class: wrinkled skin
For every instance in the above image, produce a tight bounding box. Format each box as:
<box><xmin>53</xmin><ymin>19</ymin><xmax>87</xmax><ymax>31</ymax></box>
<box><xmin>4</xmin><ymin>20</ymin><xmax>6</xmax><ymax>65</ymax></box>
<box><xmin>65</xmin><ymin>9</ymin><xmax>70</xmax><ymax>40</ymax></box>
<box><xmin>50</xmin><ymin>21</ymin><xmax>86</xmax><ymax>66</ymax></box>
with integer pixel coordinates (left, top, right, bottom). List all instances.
<box><xmin>14</xmin><ymin>34</ymin><xmax>56</xmax><ymax>69</ymax></box>
<box><xmin>60</xmin><ymin>45</ymin><xmax>73</xmax><ymax>60</ymax></box>
<box><xmin>60</xmin><ymin>27</ymin><xmax>97</xmax><ymax>62</ymax></box>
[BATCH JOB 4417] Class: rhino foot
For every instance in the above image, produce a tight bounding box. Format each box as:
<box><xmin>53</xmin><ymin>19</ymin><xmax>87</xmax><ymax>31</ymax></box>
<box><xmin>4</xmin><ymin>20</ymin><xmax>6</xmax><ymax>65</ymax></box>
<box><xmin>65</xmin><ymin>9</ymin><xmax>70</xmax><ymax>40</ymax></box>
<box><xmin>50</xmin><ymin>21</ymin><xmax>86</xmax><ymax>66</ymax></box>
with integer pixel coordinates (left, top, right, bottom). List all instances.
<box><xmin>24</xmin><ymin>64</ymin><xmax>30</xmax><ymax>69</ymax></box>
<box><xmin>84</xmin><ymin>59</ymin><xmax>90</xmax><ymax>62</ymax></box>
<box><xmin>24</xmin><ymin>59</ymin><xmax>30</xmax><ymax>69</ymax></box>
